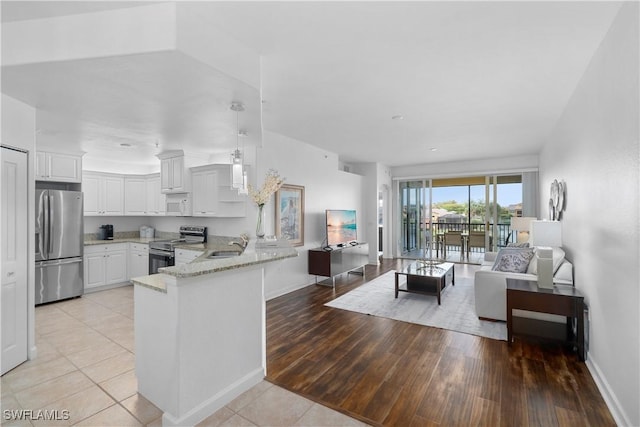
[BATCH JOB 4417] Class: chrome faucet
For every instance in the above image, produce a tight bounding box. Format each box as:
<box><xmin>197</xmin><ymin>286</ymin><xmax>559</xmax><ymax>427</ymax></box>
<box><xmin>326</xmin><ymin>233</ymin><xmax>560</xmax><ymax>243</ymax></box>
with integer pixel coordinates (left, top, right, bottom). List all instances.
<box><xmin>228</xmin><ymin>233</ymin><xmax>249</xmax><ymax>251</ymax></box>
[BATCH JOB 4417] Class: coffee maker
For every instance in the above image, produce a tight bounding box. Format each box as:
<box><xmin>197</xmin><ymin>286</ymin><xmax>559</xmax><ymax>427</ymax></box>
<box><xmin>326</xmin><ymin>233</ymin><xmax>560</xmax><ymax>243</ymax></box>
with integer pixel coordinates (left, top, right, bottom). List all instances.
<box><xmin>99</xmin><ymin>224</ymin><xmax>114</xmax><ymax>240</ymax></box>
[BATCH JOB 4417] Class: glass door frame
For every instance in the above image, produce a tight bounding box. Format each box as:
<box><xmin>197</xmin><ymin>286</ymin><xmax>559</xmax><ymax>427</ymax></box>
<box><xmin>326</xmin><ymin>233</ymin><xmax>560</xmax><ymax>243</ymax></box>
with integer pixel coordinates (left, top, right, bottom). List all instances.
<box><xmin>397</xmin><ymin>174</ymin><xmax>523</xmax><ymax>258</ymax></box>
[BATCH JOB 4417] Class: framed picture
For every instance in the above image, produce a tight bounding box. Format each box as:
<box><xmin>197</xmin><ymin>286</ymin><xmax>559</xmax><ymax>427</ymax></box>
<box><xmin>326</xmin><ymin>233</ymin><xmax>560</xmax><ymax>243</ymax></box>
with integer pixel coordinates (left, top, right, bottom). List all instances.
<box><xmin>275</xmin><ymin>184</ymin><xmax>305</xmax><ymax>246</ymax></box>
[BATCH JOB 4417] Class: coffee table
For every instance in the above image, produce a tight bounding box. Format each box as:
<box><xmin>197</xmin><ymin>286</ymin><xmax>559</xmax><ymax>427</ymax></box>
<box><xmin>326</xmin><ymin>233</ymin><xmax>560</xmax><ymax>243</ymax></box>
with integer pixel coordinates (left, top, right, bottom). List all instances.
<box><xmin>395</xmin><ymin>261</ymin><xmax>455</xmax><ymax>305</ymax></box>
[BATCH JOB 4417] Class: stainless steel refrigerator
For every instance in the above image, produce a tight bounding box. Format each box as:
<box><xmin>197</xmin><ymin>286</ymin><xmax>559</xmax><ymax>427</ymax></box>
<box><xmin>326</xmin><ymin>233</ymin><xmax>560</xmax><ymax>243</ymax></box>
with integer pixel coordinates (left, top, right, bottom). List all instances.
<box><xmin>35</xmin><ymin>189</ymin><xmax>84</xmax><ymax>304</ymax></box>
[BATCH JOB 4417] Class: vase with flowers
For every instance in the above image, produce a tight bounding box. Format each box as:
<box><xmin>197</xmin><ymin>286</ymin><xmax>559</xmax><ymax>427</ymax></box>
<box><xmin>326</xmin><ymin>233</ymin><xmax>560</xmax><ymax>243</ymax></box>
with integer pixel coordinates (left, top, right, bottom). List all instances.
<box><xmin>248</xmin><ymin>169</ymin><xmax>285</xmax><ymax>239</ymax></box>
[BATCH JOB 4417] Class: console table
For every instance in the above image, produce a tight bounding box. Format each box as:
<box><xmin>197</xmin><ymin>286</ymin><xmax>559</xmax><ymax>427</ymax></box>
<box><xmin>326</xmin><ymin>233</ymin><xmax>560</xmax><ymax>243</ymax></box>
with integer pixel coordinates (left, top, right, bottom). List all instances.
<box><xmin>308</xmin><ymin>243</ymin><xmax>368</xmax><ymax>287</ymax></box>
<box><xmin>506</xmin><ymin>278</ymin><xmax>585</xmax><ymax>361</ymax></box>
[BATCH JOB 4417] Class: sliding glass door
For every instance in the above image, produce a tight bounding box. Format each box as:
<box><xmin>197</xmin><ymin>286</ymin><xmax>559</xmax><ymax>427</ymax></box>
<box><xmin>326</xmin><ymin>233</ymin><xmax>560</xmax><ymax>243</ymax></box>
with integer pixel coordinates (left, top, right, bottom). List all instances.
<box><xmin>399</xmin><ymin>174</ymin><xmax>524</xmax><ymax>263</ymax></box>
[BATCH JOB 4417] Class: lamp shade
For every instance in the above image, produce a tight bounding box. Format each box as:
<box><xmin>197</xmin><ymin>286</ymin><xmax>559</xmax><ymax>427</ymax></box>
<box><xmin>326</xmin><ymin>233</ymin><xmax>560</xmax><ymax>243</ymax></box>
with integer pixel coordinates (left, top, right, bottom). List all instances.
<box><xmin>510</xmin><ymin>216</ymin><xmax>535</xmax><ymax>232</ymax></box>
<box><xmin>530</xmin><ymin>220</ymin><xmax>562</xmax><ymax>247</ymax></box>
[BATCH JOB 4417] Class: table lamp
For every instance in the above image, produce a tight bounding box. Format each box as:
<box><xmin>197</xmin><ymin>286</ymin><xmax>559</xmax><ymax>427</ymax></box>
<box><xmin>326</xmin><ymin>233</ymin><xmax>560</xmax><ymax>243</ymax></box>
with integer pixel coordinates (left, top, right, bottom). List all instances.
<box><xmin>530</xmin><ymin>220</ymin><xmax>562</xmax><ymax>289</ymax></box>
<box><xmin>510</xmin><ymin>216</ymin><xmax>536</xmax><ymax>244</ymax></box>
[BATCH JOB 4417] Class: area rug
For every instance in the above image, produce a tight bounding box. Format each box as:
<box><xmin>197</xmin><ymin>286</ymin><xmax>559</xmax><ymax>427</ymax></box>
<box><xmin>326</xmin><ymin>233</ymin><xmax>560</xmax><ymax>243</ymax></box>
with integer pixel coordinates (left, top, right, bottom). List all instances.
<box><xmin>325</xmin><ymin>270</ymin><xmax>507</xmax><ymax>341</ymax></box>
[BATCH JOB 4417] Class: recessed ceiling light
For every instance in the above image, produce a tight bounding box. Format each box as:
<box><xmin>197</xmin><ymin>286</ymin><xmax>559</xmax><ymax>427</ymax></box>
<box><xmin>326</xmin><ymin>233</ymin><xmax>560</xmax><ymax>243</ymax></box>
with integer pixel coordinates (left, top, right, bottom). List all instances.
<box><xmin>391</xmin><ymin>115</ymin><xmax>404</xmax><ymax>120</ymax></box>
<box><xmin>430</xmin><ymin>147</ymin><xmax>438</xmax><ymax>152</ymax></box>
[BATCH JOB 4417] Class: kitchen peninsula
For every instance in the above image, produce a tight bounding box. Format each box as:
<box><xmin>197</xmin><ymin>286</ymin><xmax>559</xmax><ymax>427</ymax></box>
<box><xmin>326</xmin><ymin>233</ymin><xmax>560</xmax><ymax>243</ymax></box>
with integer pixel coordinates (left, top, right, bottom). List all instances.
<box><xmin>131</xmin><ymin>240</ymin><xmax>297</xmax><ymax>427</ymax></box>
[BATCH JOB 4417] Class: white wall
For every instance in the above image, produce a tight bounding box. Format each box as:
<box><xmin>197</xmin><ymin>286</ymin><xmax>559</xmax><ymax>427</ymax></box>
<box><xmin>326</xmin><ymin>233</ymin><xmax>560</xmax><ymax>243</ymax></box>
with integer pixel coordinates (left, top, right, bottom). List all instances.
<box><xmin>539</xmin><ymin>3</ymin><xmax>639</xmax><ymax>425</ymax></box>
<box><xmin>1</xmin><ymin>94</ymin><xmax>37</xmax><ymax>360</ymax></box>
<box><xmin>351</xmin><ymin>162</ymin><xmax>393</xmax><ymax>262</ymax></box>
<box><xmin>258</xmin><ymin>131</ymin><xmax>364</xmax><ymax>300</ymax></box>
<box><xmin>390</xmin><ymin>154</ymin><xmax>538</xmax><ymax>180</ymax></box>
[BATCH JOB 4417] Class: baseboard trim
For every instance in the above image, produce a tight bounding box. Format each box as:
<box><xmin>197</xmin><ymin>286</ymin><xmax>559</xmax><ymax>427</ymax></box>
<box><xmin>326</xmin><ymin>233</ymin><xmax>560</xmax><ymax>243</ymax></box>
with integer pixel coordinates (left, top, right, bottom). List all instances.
<box><xmin>265</xmin><ymin>281</ymin><xmax>313</xmax><ymax>301</ymax></box>
<box><xmin>586</xmin><ymin>354</ymin><xmax>632</xmax><ymax>426</ymax></box>
<box><xmin>162</xmin><ymin>368</ymin><xmax>264</xmax><ymax>427</ymax></box>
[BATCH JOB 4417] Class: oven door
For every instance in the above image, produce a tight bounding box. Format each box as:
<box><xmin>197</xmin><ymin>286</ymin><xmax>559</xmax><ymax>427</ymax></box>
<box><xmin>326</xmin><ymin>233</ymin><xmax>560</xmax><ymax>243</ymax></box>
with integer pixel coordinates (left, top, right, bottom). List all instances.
<box><xmin>149</xmin><ymin>249</ymin><xmax>175</xmax><ymax>274</ymax></box>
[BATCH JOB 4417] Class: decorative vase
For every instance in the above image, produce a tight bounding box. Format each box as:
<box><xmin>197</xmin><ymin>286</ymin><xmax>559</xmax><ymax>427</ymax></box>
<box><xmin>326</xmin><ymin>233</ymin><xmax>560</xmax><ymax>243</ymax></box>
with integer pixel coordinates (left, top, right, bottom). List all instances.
<box><xmin>256</xmin><ymin>204</ymin><xmax>266</xmax><ymax>238</ymax></box>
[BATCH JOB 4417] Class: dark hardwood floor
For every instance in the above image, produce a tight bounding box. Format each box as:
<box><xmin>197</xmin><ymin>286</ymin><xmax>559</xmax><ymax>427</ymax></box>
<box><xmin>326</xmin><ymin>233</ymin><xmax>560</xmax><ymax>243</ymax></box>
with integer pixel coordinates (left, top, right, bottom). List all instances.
<box><xmin>265</xmin><ymin>258</ymin><xmax>615</xmax><ymax>427</ymax></box>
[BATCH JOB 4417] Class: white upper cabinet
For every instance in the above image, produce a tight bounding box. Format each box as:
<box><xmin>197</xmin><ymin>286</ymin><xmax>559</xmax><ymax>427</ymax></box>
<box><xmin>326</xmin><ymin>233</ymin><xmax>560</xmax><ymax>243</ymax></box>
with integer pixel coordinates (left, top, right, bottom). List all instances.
<box><xmin>160</xmin><ymin>156</ymin><xmax>185</xmax><ymax>193</ymax></box>
<box><xmin>36</xmin><ymin>151</ymin><xmax>82</xmax><ymax>183</ymax></box>
<box><xmin>124</xmin><ymin>177</ymin><xmax>147</xmax><ymax>215</ymax></box>
<box><xmin>85</xmin><ymin>171</ymin><xmax>165</xmax><ymax>217</ymax></box>
<box><xmin>145</xmin><ymin>174</ymin><xmax>165</xmax><ymax>216</ymax></box>
<box><xmin>190</xmin><ymin>164</ymin><xmax>246</xmax><ymax>218</ymax></box>
<box><xmin>83</xmin><ymin>172</ymin><xmax>124</xmax><ymax>216</ymax></box>
<box><xmin>191</xmin><ymin>167</ymin><xmax>218</xmax><ymax>216</ymax></box>
<box><xmin>158</xmin><ymin>150</ymin><xmax>208</xmax><ymax>194</ymax></box>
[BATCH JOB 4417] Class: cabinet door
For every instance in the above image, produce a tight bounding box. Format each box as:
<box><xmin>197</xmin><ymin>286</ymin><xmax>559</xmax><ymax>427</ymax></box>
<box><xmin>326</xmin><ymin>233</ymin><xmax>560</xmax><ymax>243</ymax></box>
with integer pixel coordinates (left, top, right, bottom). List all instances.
<box><xmin>105</xmin><ymin>250</ymin><xmax>127</xmax><ymax>285</ymax></box>
<box><xmin>192</xmin><ymin>170</ymin><xmax>217</xmax><ymax>216</ymax></box>
<box><xmin>35</xmin><ymin>152</ymin><xmax>47</xmax><ymax>179</ymax></box>
<box><xmin>125</xmin><ymin>178</ymin><xmax>147</xmax><ymax>215</ymax></box>
<box><xmin>83</xmin><ymin>175</ymin><xmax>101</xmax><ymax>216</ymax></box>
<box><xmin>84</xmin><ymin>253</ymin><xmax>106</xmax><ymax>289</ymax></box>
<box><xmin>170</xmin><ymin>157</ymin><xmax>184</xmax><ymax>191</ymax></box>
<box><xmin>146</xmin><ymin>176</ymin><xmax>165</xmax><ymax>215</ymax></box>
<box><xmin>103</xmin><ymin>176</ymin><xmax>124</xmax><ymax>215</ymax></box>
<box><xmin>129</xmin><ymin>251</ymin><xmax>149</xmax><ymax>278</ymax></box>
<box><xmin>160</xmin><ymin>158</ymin><xmax>172</xmax><ymax>192</ymax></box>
<box><xmin>175</xmin><ymin>248</ymin><xmax>202</xmax><ymax>265</ymax></box>
<box><xmin>47</xmin><ymin>153</ymin><xmax>82</xmax><ymax>182</ymax></box>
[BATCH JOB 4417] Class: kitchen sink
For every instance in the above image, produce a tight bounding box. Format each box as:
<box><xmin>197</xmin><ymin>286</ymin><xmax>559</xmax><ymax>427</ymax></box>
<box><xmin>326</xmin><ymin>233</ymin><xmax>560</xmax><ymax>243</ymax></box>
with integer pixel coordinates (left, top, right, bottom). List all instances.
<box><xmin>206</xmin><ymin>251</ymin><xmax>242</xmax><ymax>259</ymax></box>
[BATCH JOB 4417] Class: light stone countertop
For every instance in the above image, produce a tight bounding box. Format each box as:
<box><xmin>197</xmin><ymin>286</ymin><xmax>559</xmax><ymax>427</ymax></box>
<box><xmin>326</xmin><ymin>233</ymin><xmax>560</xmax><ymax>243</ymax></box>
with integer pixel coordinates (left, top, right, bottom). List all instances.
<box><xmin>131</xmin><ymin>273</ymin><xmax>169</xmax><ymax>293</ymax></box>
<box><xmin>84</xmin><ymin>237</ymin><xmax>162</xmax><ymax>245</ymax></box>
<box><xmin>159</xmin><ymin>246</ymin><xmax>298</xmax><ymax>278</ymax></box>
<box><xmin>131</xmin><ymin>241</ymin><xmax>298</xmax><ymax>292</ymax></box>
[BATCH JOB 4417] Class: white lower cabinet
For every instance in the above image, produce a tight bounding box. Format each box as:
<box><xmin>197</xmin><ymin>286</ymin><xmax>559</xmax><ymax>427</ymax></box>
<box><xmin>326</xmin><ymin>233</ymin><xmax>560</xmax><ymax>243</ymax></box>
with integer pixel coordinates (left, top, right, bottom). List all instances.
<box><xmin>175</xmin><ymin>248</ymin><xmax>202</xmax><ymax>266</ymax></box>
<box><xmin>129</xmin><ymin>243</ymin><xmax>149</xmax><ymax>279</ymax></box>
<box><xmin>84</xmin><ymin>244</ymin><xmax>128</xmax><ymax>290</ymax></box>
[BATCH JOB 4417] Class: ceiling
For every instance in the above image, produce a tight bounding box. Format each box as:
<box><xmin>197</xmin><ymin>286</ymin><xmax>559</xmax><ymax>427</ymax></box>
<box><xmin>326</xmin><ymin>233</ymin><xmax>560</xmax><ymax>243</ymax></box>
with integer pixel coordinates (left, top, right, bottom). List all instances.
<box><xmin>1</xmin><ymin>1</ymin><xmax>623</xmax><ymax>173</ymax></box>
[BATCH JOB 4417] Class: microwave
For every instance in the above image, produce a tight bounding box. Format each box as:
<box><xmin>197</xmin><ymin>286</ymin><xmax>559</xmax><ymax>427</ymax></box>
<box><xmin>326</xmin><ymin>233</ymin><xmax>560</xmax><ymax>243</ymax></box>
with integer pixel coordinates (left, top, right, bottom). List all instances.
<box><xmin>165</xmin><ymin>193</ymin><xmax>192</xmax><ymax>216</ymax></box>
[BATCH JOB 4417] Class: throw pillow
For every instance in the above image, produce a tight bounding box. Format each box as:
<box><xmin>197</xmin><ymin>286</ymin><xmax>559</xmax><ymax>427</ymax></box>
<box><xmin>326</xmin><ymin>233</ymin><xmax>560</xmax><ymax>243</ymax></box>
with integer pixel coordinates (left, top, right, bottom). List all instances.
<box><xmin>491</xmin><ymin>247</ymin><xmax>535</xmax><ymax>273</ymax></box>
<box><xmin>507</xmin><ymin>242</ymin><xmax>530</xmax><ymax>248</ymax></box>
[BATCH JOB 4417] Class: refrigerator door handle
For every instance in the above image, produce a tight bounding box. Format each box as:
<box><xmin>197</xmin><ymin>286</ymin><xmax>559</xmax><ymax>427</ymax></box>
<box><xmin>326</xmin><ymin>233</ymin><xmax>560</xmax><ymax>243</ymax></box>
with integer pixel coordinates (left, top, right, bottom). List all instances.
<box><xmin>36</xmin><ymin>191</ymin><xmax>46</xmax><ymax>259</ymax></box>
<box><xmin>47</xmin><ymin>194</ymin><xmax>53</xmax><ymax>255</ymax></box>
<box><xmin>36</xmin><ymin>257</ymin><xmax>83</xmax><ymax>268</ymax></box>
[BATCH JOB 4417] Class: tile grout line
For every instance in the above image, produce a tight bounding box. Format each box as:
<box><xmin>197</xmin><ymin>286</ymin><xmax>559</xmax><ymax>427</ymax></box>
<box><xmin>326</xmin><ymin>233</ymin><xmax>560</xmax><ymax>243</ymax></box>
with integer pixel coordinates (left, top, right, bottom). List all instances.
<box><xmin>60</xmin><ymin>286</ymin><xmax>146</xmax><ymax>425</ymax></box>
<box><xmin>25</xmin><ymin>288</ymin><xmax>140</xmax><ymax>426</ymax></box>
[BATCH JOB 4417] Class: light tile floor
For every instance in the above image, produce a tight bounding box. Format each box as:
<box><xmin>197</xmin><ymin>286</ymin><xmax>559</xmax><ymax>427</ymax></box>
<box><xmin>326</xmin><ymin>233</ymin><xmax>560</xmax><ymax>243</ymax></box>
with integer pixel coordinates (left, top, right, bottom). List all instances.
<box><xmin>1</xmin><ymin>285</ymin><xmax>369</xmax><ymax>427</ymax></box>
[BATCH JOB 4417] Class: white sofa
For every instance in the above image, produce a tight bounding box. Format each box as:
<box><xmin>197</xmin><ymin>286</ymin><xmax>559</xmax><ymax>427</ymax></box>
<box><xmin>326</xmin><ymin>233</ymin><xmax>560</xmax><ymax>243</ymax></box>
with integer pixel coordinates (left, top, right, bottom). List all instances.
<box><xmin>474</xmin><ymin>248</ymin><xmax>574</xmax><ymax>321</ymax></box>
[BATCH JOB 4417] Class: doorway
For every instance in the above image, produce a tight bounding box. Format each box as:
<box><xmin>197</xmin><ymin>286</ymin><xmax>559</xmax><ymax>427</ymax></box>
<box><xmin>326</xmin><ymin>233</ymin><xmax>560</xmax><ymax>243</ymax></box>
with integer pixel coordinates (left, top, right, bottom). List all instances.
<box><xmin>399</xmin><ymin>175</ymin><xmax>524</xmax><ymax>263</ymax></box>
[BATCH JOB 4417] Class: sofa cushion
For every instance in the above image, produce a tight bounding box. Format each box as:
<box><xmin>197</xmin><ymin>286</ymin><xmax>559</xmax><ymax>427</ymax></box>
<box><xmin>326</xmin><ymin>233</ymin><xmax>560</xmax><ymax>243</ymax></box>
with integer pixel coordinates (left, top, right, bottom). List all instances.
<box><xmin>491</xmin><ymin>248</ymin><xmax>535</xmax><ymax>273</ymax></box>
<box><xmin>527</xmin><ymin>247</ymin><xmax>566</xmax><ymax>275</ymax></box>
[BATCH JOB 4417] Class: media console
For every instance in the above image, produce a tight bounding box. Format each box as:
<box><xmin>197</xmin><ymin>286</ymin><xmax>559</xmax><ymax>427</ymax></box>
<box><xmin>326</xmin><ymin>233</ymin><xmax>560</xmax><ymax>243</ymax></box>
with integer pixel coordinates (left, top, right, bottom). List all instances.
<box><xmin>308</xmin><ymin>242</ymin><xmax>369</xmax><ymax>288</ymax></box>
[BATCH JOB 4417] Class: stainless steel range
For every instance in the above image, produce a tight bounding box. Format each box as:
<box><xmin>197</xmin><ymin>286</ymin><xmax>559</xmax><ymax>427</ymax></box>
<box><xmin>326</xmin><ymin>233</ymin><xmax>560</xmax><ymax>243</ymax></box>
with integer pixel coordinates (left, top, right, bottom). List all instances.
<box><xmin>148</xmin><ymin>226</ymin><xmax>207</xmax><ymax>274</ymax></box>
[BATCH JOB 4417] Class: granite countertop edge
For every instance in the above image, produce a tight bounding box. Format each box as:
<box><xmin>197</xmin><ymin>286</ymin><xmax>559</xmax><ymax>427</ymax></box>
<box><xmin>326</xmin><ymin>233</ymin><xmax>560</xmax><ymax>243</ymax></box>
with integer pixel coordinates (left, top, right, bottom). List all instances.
<box><xmin>131</xmin><ymin>274</ymin><xmax>169</xmax><ymax>293</ymax></box>
<box><xmin>84</xmin><ymin>237</ymin><xmax>161</xmax><ymax>245</ymax></box>
<box><xmin>159</xmin><ymin>248</ymin><xmax>299</xmax><ymax>278</ymax></box>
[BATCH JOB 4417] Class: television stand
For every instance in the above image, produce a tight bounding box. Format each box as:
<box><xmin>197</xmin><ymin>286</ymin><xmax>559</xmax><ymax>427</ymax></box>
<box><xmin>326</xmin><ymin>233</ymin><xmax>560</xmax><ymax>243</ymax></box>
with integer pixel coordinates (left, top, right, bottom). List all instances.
<box><xmin>308</xmin><ymin>243</ymin><xmax>369</xmax><ymax>288</ymax></box>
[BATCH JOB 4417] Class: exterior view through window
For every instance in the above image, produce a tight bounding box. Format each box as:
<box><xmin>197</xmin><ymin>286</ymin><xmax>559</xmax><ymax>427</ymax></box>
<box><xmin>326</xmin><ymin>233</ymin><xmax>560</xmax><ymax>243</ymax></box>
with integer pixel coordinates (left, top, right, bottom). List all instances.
<box><xmin>400</xmin><ymin>175</ymin><xmax>523</xmax><ymax>263</ymax></box>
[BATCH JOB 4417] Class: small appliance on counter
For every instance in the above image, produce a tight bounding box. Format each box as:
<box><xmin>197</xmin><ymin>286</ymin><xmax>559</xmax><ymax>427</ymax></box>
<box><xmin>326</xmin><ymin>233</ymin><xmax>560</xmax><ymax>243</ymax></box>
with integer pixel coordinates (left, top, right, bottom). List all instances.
<box><xmin>140</xmin><ymin>225</ymin><xmax>155</xmax><ymax>239</ymax></box>
<box><xmin>99</xmin><ymin>224</ymin><xmax>114</xmax><ymax>240</ymax></box>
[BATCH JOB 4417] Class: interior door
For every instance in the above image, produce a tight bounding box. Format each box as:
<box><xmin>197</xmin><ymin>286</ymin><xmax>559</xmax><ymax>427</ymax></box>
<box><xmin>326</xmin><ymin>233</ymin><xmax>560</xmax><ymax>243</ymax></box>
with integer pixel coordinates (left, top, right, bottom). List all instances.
<box><xmin>1</xmin><ymin>147</ymin><xmax>28</xmax><ymax>374</ymax></box>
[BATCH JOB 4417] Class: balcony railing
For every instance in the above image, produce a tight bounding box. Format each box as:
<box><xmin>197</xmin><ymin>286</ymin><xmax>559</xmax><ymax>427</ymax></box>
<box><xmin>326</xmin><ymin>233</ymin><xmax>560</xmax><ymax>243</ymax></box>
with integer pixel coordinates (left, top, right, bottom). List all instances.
<box><xmin>401</xmin><ymin>220</ymin><xmax>512</xmax><ymax>253</ymax></box>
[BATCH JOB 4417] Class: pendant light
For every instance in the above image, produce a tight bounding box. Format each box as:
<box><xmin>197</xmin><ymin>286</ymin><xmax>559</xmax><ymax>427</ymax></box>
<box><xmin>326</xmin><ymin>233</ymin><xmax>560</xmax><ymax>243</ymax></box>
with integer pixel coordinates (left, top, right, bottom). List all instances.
<box><xmin>230</xmin><ymin>102</ymin><xmax>245</xmax><ymax>192</ymax></box>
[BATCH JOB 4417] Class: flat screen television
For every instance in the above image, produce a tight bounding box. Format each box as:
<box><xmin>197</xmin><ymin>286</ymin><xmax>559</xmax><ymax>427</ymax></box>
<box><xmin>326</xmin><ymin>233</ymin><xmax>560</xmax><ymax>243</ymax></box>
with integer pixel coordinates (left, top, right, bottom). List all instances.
<box><xmin>326</xmin><ymin>209</ymin><xmax>357</xmax><ymax>246</ymax></box>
